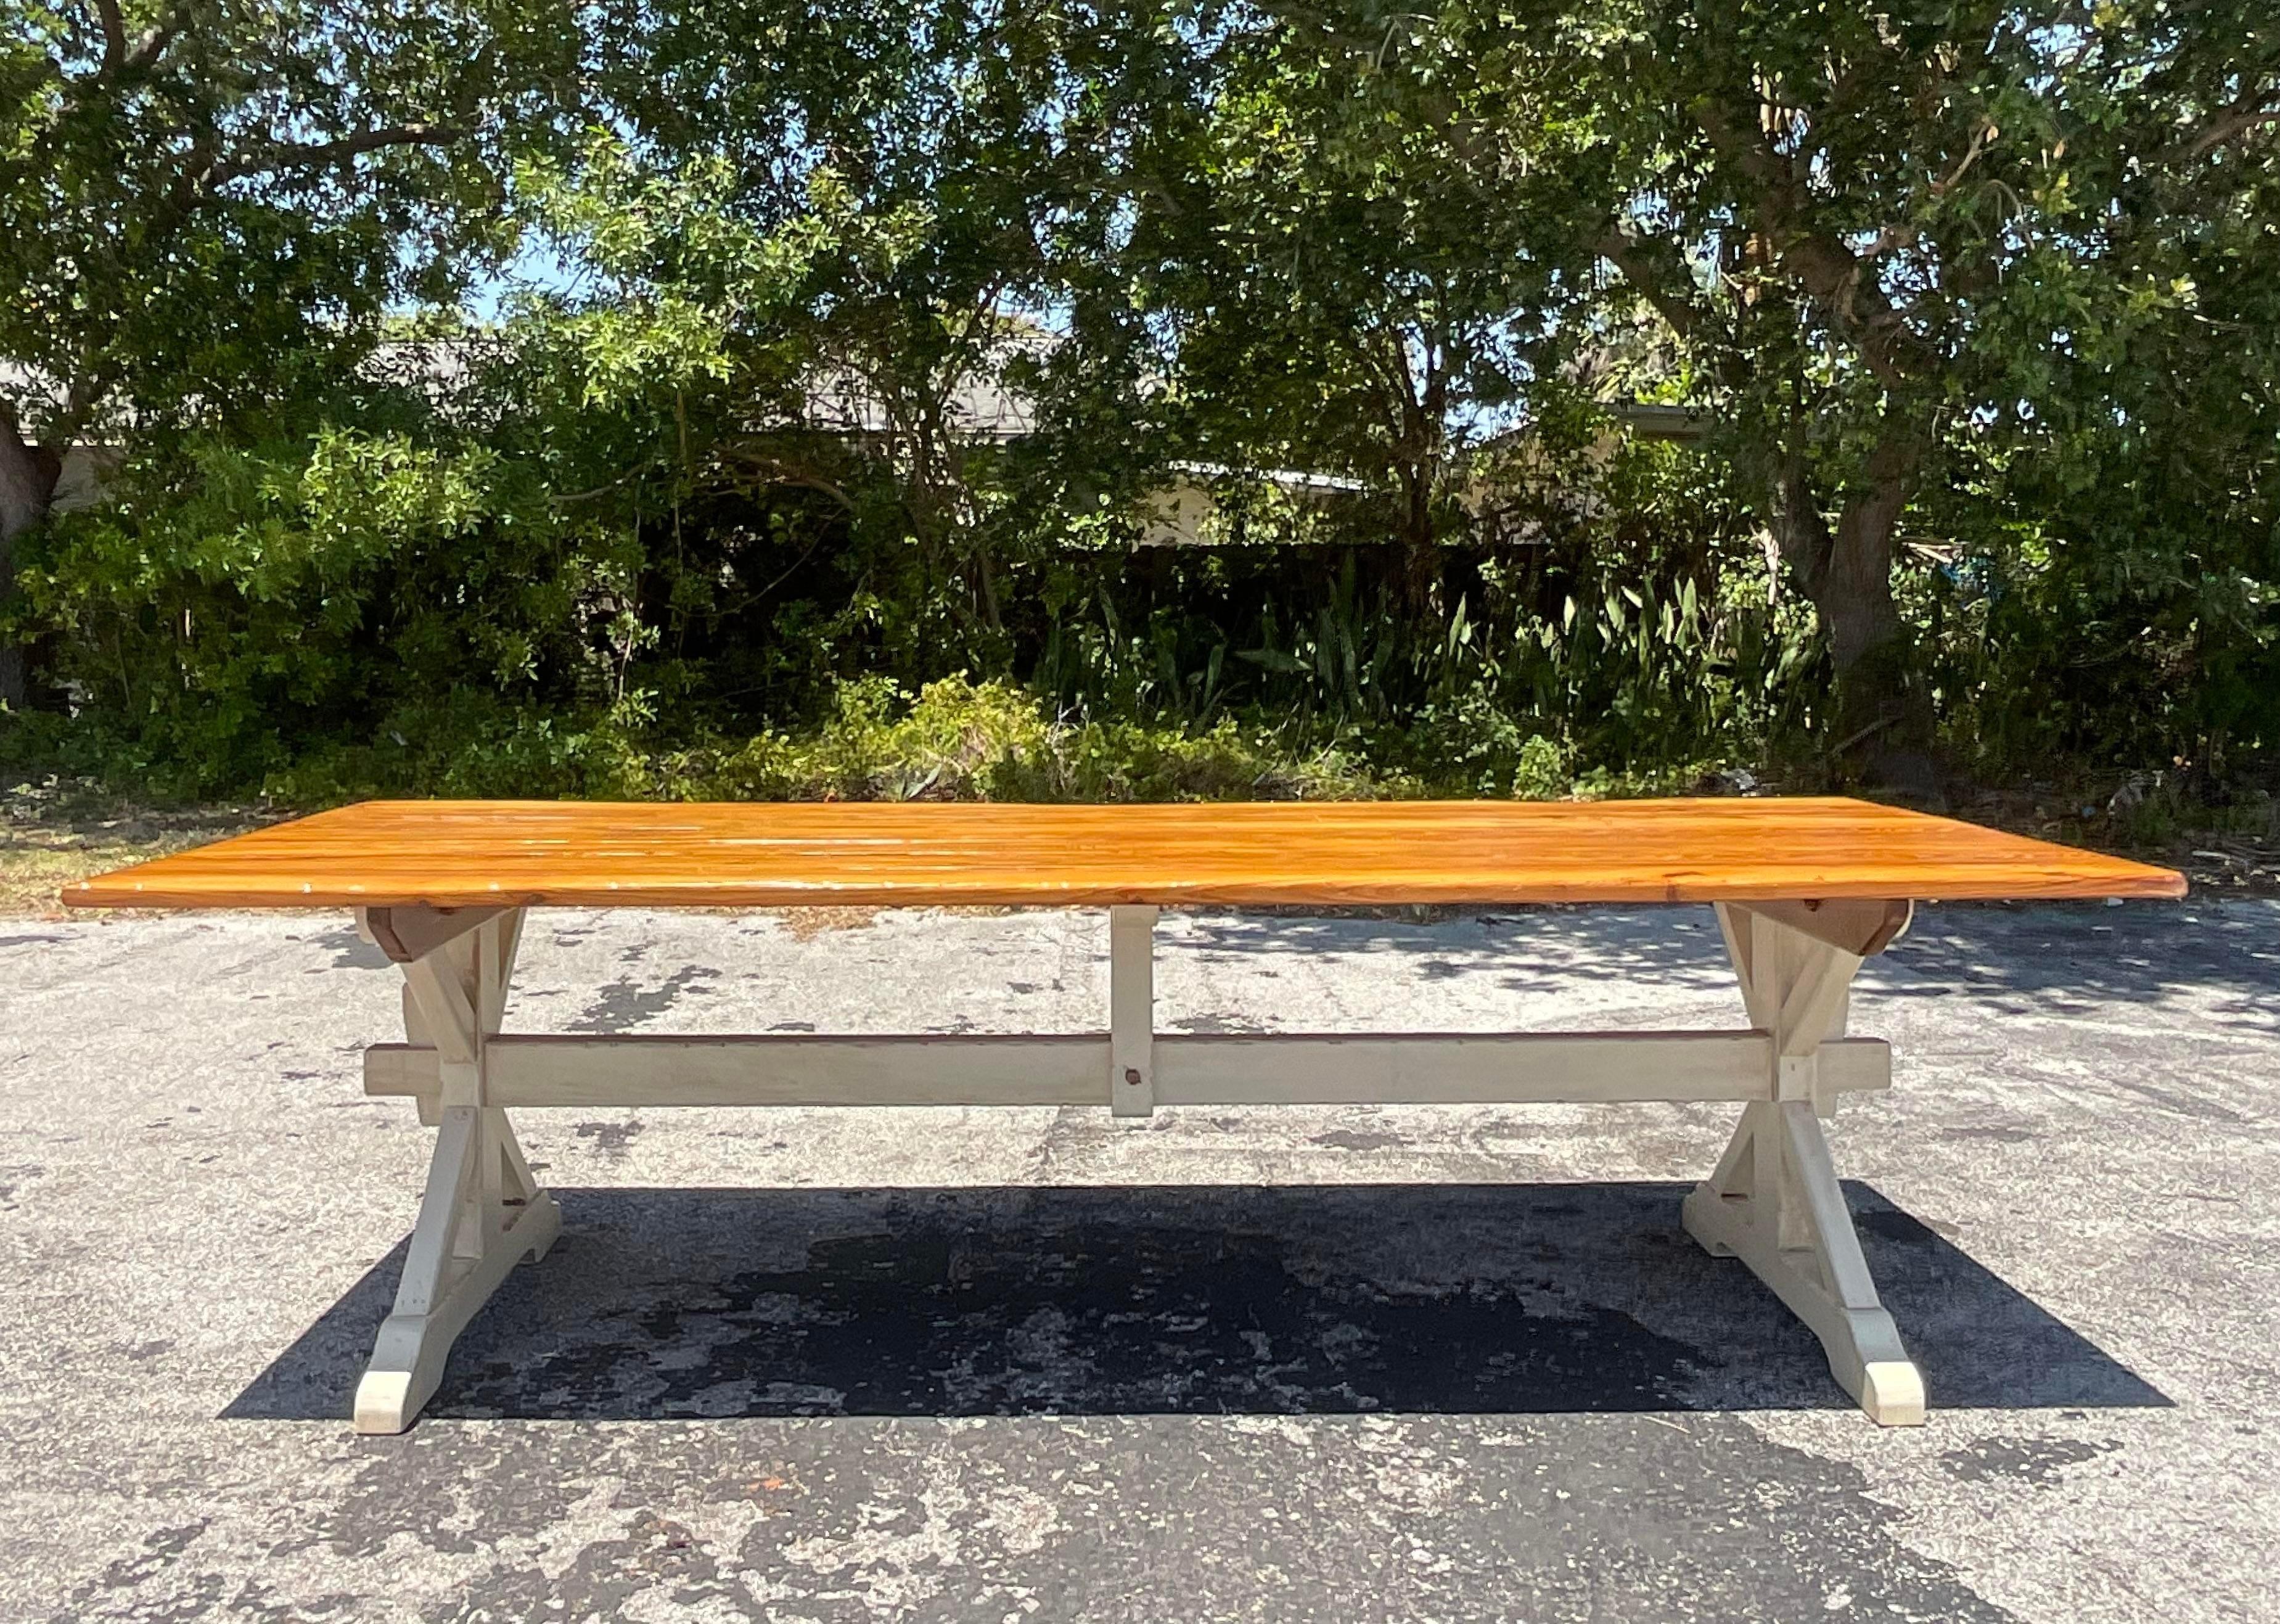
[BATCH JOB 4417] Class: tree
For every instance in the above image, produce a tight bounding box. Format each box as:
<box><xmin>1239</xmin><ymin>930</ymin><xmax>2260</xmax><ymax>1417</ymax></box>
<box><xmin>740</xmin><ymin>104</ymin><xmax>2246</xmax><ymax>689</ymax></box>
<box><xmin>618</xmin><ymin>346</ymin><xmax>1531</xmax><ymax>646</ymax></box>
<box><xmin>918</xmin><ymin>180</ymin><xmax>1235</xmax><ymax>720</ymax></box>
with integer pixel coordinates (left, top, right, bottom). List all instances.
<box><xmin>522</xmin><ymin>0</ymin><xmax>1124</xmax><ymax>645</ymax></box>
<box><xmin>1115</xmin><ymin>9</ymin><xmax>1581</xmax><ymax>613</ymax></box>
<box><xmin>1404</xmin><ymin>0</ymin><xmax>2280</xmax><ymax>746</ymax></box>
<box><xmin>0</xmin><ymin>0</ymin><xmax>587</xmax><ymax>705</ymax></box>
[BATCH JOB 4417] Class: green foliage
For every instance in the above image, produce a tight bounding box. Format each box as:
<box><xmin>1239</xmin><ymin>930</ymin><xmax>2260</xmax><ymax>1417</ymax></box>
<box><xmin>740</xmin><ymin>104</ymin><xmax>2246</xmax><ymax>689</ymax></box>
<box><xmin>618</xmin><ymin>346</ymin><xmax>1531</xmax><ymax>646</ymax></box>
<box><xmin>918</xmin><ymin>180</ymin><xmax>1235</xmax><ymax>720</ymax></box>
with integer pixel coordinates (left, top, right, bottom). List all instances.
<box><xmin>3</xmin><ymin>0</ymin><xmax>2276</xmax><ymax>808</ymax></box>
<box><xmin>1</xmin><ymin>0</ymin><xmax>586</xmax><ymax>446</ymax></box>
<box><xmin>705</xmin><ymin>674</ymin><xmax>1052</xmax><ymax>802</ymax></box>
<box><xmin>12</xmin><ymin>423</ymin><xmax>647</xmax><ymax>795</ymax></box>
<box><xmin>9</xmin><ymin>369</ymin><xmax>1828</xmax><ymax>804</ymax></box>
<box><xmin>680</xmin><ymin>674</ymin><xmax>1395</xmax><ymax>804</ymax></box>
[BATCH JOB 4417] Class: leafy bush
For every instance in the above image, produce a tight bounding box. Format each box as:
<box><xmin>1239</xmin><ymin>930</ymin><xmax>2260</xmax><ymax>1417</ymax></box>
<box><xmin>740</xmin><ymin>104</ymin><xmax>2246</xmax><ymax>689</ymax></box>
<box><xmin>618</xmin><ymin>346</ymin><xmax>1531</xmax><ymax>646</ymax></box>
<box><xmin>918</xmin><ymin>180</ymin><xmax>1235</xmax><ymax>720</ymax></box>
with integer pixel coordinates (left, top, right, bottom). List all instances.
<box><xmin>12</xmin><ymin>424</ymin><xmax>647</xmax><ymax>798</ymax></box>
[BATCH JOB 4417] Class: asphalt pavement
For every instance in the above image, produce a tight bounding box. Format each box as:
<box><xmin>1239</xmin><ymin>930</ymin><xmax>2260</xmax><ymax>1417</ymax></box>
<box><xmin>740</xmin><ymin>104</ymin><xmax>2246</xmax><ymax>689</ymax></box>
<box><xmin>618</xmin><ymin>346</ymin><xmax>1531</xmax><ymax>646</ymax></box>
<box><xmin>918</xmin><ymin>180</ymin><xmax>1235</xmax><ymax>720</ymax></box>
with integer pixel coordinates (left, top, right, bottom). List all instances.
<box><xmin>2</xmin><ymin>899</ymin><xmax>2275</xmax><ymax>1622</ymax></box>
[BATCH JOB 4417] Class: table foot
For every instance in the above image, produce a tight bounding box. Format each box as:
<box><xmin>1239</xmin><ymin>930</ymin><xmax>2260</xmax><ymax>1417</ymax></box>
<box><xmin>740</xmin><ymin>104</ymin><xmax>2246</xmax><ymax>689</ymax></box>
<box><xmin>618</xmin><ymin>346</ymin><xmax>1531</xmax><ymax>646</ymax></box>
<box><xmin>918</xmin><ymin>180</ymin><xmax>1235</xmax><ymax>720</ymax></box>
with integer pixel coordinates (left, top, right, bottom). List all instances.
<box><xmin>1684</xmin><ymin>1100</ymin><xmax>1926</xmax><ymax>1427</ymax></box>
<box><xmin>353</xmin><ymin>1105</ymin><xmax>559</xmax><ymax>1434</ymax></box>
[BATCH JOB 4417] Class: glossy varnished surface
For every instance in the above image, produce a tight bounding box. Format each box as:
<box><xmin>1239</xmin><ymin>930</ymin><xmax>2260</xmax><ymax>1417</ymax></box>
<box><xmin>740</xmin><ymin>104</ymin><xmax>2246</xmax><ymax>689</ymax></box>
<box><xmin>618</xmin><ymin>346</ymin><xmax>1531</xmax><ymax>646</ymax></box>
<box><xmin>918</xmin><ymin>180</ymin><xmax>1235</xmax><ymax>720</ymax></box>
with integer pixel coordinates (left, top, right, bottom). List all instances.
<box><xmin>61</xmin><ymin>798</ymin><xmax>2185</xmax><ymax>910</ymax></box>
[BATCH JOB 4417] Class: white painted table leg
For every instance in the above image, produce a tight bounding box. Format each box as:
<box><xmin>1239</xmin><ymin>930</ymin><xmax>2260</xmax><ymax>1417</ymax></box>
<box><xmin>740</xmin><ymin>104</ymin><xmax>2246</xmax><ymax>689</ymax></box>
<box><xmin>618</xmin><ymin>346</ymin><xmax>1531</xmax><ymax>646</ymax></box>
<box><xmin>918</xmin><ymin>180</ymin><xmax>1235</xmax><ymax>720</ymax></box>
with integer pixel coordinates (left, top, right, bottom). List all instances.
<box><xmin>353</xmin><ymin>1105</ymin><xmax>561</xmax><ymax>1433</ymax></box>
<box><xmin>353</xmin><ymin>908</ymin><xmax>559</xmax><ymax>1434</ymax></box>
<box><xmin>1687</xmin><ymin>903</ymin><xmax>1927</xmax><ymax>1426</ymax></box>
<box><xmin>1683</xmin><ymin>1102</ymin><xmax>1925</xmax><ymax>1424</ymax></box>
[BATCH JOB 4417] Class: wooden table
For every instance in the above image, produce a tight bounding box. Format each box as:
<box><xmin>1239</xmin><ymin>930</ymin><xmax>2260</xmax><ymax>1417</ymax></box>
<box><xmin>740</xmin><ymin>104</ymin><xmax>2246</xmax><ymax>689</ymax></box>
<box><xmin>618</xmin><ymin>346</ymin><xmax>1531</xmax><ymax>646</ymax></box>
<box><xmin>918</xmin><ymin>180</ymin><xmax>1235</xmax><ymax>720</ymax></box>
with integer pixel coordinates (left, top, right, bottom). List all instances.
<box><xmin>66</xmin><ymin>797</ymin><xmax>2184</xmax><ymax>1433</ymax></box>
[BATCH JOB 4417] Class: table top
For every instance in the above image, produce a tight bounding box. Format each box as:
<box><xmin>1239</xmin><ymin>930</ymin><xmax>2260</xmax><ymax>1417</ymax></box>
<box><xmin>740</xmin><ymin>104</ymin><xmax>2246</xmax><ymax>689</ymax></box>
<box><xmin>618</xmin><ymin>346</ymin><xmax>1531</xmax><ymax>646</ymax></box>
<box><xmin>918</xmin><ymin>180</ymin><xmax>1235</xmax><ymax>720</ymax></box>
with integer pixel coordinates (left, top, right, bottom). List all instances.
<box><xmin>60</xmin><ymin>797</ymin><xmax>2186</xmax><ymax>910</ymax></box>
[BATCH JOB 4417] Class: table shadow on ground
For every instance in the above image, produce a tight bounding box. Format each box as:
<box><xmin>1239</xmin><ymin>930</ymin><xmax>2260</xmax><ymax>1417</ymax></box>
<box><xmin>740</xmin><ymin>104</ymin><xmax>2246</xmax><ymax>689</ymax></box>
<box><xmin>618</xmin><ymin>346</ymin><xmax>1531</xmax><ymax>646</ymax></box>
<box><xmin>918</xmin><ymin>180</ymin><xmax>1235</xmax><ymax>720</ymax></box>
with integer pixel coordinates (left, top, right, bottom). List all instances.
<box><xmin>1176</xmin><ymin>901</ymin><xmax>2279</xmax><ymax>1023</ymax></box>
<box><xmin>227</xmin><ymin>1182</ymin><xmax>2166</xmax><ymax>1424</ymax></box>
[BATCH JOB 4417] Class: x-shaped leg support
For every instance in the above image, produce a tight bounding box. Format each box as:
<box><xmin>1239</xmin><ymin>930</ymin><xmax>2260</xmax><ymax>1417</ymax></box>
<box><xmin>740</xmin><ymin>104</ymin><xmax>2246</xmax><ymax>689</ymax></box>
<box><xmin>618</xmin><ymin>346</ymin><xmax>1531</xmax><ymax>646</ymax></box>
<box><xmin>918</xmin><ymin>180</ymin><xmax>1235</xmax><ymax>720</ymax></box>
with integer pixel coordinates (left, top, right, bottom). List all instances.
<box><xmin>1684</xmin><ymin>901</ymin><xmax>1925</xmax><ymax>1425</ymax></box>
<box><xmin>352</xmin><ymin>908</ymin><xmax>559</xmax><ymax>1434</ymax></box>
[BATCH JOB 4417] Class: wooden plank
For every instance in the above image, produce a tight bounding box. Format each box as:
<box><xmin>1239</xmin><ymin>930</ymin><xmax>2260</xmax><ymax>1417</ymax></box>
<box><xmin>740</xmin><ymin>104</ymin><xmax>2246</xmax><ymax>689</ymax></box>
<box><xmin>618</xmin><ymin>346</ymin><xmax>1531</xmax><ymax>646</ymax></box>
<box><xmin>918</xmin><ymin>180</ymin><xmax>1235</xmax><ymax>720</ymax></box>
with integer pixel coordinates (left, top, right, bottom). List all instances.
<box><xmin>1109</xmin><ymin>905</ymin><xmax>1157</xmax><ymax>1117</ymax></box>
<box><xmin>57</xmin><ymin>798</ymin><xmax>2186</xmax><ymax>912</ymax></box>
<box><xmin>357</xmin><ymin>904</ymin><xmax>509</xmax><ymax>966</ymax></box>
<box><xmin>1727</xmin><ymin>898</ymin><xmax>1913</xmax><ymax>958</ymax></box>
<box><xmin>367</xmin><ymin>1034</ymin><xmax>1112</xmax><ymax>1108</ymax></box>
<box><xmin>363</xmin><ymin>1030</ymin><xmax>1891</xmax><ymax>1109</ymax></box>
<box><xmin>1154</xmin><ymin>1033</ymin><xmax>1888</xmax><ymax>1105</ymax></box>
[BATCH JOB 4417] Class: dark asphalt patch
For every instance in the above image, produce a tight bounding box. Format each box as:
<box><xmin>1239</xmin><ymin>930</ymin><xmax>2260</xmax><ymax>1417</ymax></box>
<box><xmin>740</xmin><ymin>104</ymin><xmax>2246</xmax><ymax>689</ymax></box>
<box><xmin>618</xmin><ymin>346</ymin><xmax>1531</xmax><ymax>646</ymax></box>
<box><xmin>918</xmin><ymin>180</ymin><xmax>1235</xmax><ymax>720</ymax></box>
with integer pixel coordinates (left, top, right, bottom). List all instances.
<box><xmin>131</xmin><ymin>1414</ymin><xmax>2027</xmax><ymax>1623</ymax></box>
<box><xmin>1940</xmin><ymin>1435</ymin><xmax>2120</xmax><ymax>1486</ymax></box>
<box><xmin>573</xmin><ymin>1120</ymin><xmax>643</xmax><ymax>1160</ymax></box>
<box><xmin>228</xmin><ymin>1182</ymin><xmax>2166</xmax><ymax>1426</ymax></box>
<box><xmin>1311</xmin><ymin>1129</ymin><xmax>1409</xmax><ymax>1152</ymax></box>
<box><xmin>567</xmin><ymin>964</ymin><xmax>721</xmax><ymax>1032</ymax></box>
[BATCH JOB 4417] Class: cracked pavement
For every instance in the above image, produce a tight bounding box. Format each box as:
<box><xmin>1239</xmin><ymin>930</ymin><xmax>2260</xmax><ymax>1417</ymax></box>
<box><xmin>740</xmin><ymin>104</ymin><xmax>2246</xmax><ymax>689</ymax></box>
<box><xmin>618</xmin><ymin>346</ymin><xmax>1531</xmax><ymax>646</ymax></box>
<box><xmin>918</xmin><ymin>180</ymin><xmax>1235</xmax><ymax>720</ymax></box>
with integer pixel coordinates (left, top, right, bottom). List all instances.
<box><xmin>2</xmin><ymin>899</ymin><xmax>2276</xmax><ymax>1621</ymax></box>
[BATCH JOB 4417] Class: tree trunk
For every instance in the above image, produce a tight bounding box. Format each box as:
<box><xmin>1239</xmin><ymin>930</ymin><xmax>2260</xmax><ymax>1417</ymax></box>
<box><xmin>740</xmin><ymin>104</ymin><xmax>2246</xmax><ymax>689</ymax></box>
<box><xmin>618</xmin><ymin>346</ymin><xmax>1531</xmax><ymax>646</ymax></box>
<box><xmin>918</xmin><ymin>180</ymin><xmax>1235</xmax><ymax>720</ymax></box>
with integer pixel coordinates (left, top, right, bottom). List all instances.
<box><xmin>1398</xmin><ymin>461</ymin><xmax>1438</xmax><ymax>618</ymax></box>
<box><xmin>0</xmin><ymin>409</ymin><xmax>62</xmax><ymax>711</ymax></box>
<box><xmin>1761</xmin><ymin>425</ymin><xmax>1924</xmax><ymax>755</ymax></box>
<box><xmin>1821</xmin><ymin>436</ymin><xmax>1913</xmax><ymax>722</ymax></box>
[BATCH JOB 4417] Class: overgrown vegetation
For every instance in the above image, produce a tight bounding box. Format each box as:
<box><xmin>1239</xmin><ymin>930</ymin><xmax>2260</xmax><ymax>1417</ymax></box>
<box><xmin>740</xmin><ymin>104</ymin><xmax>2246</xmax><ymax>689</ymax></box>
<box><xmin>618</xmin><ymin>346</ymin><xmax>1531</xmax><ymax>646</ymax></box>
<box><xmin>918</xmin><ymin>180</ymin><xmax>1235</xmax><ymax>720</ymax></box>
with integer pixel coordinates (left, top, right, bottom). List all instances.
<box><xmin>2</xmin><ymin>0</ymin><xmax>2276</xmax><ymax>811</ymax></box>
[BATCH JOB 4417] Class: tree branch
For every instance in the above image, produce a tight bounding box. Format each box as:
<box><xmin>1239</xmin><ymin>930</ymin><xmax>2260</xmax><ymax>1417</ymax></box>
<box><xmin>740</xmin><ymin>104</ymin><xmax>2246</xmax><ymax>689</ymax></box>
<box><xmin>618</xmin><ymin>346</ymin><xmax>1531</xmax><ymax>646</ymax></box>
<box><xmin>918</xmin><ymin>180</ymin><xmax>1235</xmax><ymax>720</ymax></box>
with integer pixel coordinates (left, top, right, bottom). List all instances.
<box><xmin>1596</xmin><ymin>228</ymin><xmax>1710</xmax><ymax>344</ymax></box>
<box><xmin>2161</xmin><ymin>86</ymin><xmax>2280</xmax><ymax>165</ymax></box>
<box><xmin>1763</xmin><ymin>446</ymin><xmax>1833</xmax><ymax>602</ymax></box>
<box><xmin>94</xmin><ymin>0</ymin><xmax>126</xmax><ymax>73</ymax></box>
<box><xmin>1927</xmin><ymin>118</ymin><xmax>1998</xmax><ymax>198</ymax></box>
<box><xmin>203</xmin><ymin>123</ymin><xmax>469</xmax><ymax>188</ymax></box>
<box><xmin>1688</xmin><ymin>97</ymin><xmax>1930</xmax><ymax>386</ymax></box>
<box><xmin>102</xmin><ymin>2</ymin><xmax>189</xmax><ymax>80</ymax></box>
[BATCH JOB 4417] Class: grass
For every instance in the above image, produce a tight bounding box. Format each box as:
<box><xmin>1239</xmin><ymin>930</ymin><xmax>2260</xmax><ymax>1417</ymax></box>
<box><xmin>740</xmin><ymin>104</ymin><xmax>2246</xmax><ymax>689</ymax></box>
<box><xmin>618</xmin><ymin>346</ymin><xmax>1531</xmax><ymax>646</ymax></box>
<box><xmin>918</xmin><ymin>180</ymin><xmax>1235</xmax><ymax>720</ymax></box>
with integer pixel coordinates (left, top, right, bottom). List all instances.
<box><xmin>0</xmin><ymin>777</ymin><xmax>275</xmax><ymax>918</ymax></box>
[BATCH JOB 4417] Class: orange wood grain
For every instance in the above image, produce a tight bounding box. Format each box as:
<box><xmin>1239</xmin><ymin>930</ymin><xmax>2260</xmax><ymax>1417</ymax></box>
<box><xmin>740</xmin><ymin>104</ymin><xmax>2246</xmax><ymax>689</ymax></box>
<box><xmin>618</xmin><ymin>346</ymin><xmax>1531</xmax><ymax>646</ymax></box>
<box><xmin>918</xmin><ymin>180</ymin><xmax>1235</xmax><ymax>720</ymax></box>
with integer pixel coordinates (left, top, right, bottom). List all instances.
<box><xmin>59</xmin><ymin>797</ymin><xmax>2186</xmax><ymax>911</ymax></box>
